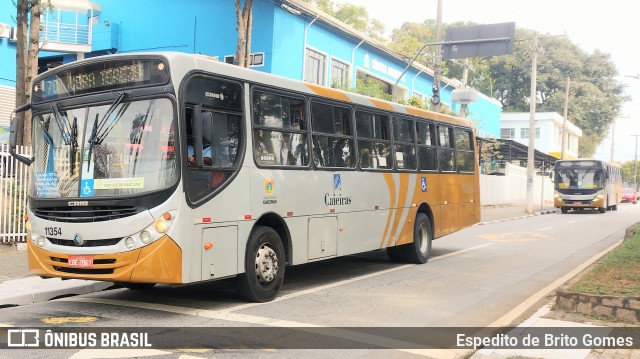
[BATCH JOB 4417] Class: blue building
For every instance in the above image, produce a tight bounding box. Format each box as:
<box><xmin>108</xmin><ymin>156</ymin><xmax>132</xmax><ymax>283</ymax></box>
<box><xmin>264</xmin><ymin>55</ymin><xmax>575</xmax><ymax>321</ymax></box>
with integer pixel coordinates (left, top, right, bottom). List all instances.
<box><xmin>0</xmin><ymin>0</ymin><xmax>501</xmax><ymax>138</ymax></box>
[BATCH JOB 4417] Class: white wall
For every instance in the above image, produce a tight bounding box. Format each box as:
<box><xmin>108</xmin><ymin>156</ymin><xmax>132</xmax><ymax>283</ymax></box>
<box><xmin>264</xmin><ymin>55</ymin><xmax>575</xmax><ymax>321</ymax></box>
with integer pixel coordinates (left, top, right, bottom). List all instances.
<box><xmin>480</xmin><ymin>163</ymin><xmax>554</xmax><ymax>207</ymax></box>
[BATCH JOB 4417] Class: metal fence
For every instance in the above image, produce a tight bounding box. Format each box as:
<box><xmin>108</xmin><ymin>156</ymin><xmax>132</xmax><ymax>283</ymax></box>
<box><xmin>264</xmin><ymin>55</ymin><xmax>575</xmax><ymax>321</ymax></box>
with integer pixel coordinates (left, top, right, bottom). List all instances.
<box><xmin>0</xmin><ymin>144</ymin><xmax>31</xmax><ymax>243</ymax></box>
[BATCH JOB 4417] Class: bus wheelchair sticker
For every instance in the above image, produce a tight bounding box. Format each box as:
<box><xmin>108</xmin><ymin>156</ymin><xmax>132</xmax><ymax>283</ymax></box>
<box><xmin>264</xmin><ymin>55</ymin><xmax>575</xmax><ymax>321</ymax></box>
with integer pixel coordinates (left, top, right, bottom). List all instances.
<box><xmin>421</xmin><ymin>177</ymin><xmax>427</xmax><ymax>192</ymax></box>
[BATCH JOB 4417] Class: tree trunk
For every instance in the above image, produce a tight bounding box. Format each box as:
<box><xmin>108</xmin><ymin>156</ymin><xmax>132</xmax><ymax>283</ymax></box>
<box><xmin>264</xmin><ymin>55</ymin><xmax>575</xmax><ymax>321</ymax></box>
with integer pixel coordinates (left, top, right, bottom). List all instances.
<box><xmin>244</xmin><ymin>1</ymin><xmax>253</xmax><ymax>68</ymax></box>
<box><xmin>234</xmin><ymin>0</ymin><xmax>253</xmax><ymax>68</ymax></box>
<box><xmin>23</xmin><ymin>1</ymin><xmax>41</xmax><ymax>146</ymax></box>
<box><xmin>15</xmin><ymin>0</ymin><xmax>29</xmax><ymax>146</ymax></box>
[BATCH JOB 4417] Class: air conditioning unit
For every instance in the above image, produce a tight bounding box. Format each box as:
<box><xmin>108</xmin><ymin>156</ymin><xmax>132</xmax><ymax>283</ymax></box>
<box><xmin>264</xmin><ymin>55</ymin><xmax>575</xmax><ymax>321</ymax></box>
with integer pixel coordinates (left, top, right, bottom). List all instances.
<box><xmin>9</xmin><ymin>26</ymin><xmax>18</xmax><ymax>42</ymax></box>
<box><xmin>0</xmin><ymin>23</ymin><xmax>9</xmax><ymax>39</ymax></box>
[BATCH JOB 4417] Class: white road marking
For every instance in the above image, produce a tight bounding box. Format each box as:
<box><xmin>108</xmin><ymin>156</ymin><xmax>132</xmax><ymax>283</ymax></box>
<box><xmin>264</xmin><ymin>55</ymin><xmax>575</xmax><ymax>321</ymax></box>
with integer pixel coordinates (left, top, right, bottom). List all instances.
<box><xmin>59</xmin><ymin>243</ymin><xmax>493</xmax><ymax>357</ymax></box>
<box><xmin>223</xmin><ymin>243</ymin><xmax>494</xmax><ymax>313</ymax></box>
<box><xmin>567</xmin><ymin>220</ymin><xmax>577</xmax><ymax>224</ymax></box>
<box><xmin>539</xmin><ymin>227</ymin><xmax>552</xmax><ymax>231</ymax></box>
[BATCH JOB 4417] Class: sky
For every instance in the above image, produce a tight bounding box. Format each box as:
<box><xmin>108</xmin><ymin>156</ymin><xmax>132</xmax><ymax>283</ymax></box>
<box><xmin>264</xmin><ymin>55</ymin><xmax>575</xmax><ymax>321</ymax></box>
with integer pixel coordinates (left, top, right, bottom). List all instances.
<box><xmin>333</xmin><ymin>0</ymin><xmax>640</xmax><ymax>162</ymax></box>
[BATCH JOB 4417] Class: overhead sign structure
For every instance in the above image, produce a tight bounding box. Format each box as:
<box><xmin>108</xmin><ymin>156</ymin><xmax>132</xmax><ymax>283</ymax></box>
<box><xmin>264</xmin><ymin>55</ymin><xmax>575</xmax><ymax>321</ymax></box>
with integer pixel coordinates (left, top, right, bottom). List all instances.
<box><xmin>443</xmin><ymin>22</ymin><xmax>515</xmax><ymax>60</ymax></box>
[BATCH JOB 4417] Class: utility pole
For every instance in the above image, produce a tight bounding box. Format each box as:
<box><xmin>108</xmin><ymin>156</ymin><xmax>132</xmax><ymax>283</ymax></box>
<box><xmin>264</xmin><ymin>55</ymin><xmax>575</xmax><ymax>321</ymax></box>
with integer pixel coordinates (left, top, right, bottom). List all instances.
<box><xmin>610</xmin><ymin>120</ymin><xmax>615</xmax><ymax>162</ymax></box>
<box><xmin>633</xmin><ymin>134</ymin><xmax>640</xmax><ymax>190</ymax></box>
<box><xmin>431</xmin><ymin>0</ymin><xmax>443</xmax><ymax>112</ymax></box>
<box><xmin>561</xmin><ymin>76</ymin><xmax>570</xmax><ymax>160</ymax></box>
<box><xmin>526</xmin><ymin>35</ymin><xmax>538</xmax><ymax>214</ymax></box>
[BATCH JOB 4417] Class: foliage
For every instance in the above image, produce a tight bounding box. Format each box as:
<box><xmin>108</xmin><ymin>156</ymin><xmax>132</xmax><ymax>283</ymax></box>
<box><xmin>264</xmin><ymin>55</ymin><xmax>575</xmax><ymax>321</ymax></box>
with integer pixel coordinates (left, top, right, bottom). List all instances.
<box><xmin>300</xmin><ymin>0</ymin><xmax>385</xmax><ymax>40</ymax></box>
<box><xmin>621</xmin><ymin>160</ymin><xmax>640</xmax><ymax>187</ymax></box>
<box><xmin>486</xmin><ymin>29</ymin><xmax>628</xmax><ymax>157</ymax></box>
<box><xmin>569</xmin><ymin>225</ymin><xmax>640</xmax><ymax>296</ymax></box>
<box><xmin>478</xmin><ymin>139</ymin><xmax>503</xmax><ymax>174</ymax></box>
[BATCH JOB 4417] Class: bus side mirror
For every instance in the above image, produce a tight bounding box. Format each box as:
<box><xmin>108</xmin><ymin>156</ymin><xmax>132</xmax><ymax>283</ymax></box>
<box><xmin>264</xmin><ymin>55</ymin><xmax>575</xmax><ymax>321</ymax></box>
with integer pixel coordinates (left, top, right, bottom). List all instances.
<box><xmin>9</xmin><ymin>116</ymin><xmax>35</xmax><ymax>166</ymax></box>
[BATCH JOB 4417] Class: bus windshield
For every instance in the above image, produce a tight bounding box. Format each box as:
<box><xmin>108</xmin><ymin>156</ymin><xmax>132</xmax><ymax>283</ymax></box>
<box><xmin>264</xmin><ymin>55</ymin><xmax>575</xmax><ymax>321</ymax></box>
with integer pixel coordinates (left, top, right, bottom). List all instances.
<box><xmin>555</xmin><ymin>168</ymin><xmax>603</xmax><ymax>190</ymax></box>
<box><xmin>29</xmin><ymin>98</ymin><xmax>177</xmax><ymax>199</ymax></box>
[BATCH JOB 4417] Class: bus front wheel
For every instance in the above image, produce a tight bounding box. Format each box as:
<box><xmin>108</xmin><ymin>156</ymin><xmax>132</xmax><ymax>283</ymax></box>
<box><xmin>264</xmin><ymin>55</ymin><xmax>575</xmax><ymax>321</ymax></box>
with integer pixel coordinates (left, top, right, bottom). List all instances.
<box><xmin>237</xmin><ymin>226</ymin><xmax>285</xmax><ymax>303</ymax></box>
<box><xmin>561</xmin><ymin>207</ymin><xmax>569</xmax><ymax>214</ymax></box>
<box><xmin>401</xmin><ymin>213</ymin><xmax>432</xmax><ymax>264</ymax></box>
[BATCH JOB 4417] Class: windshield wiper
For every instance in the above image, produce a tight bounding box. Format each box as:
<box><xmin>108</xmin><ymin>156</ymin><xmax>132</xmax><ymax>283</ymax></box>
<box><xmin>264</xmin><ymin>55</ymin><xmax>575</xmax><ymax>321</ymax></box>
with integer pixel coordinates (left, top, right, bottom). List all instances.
<box><xmin>69</xmin><ymin>116</ymin><xmax>78</xmax><ymax>175</ymax></box>
<box><xmin>86</xmin><ymin>114</ymin><xmax>99</xmax><ymax>169</ymax></box>
<box><xmin>94</xmin><ymin>91</ymin><xmax>128</xmax><ymax>145</ymax></box>
<box><xmin>86</xmin><ymin>91</ymin><xmax>128</xmax><ymax>168</ymax></box>
<box><xmin>51</xmin><ymin>102</ymin><xmax>72</xmax><ymax>145</ymax></box>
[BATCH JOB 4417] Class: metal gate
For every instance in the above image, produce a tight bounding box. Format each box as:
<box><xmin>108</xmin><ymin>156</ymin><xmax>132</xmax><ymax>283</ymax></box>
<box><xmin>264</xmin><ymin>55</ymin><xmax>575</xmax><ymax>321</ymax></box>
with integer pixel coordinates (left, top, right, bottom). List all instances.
<box><xmin>0</xmin><ymin>143</ymin><xmax>31</xmax><ymax>243</ymax></box>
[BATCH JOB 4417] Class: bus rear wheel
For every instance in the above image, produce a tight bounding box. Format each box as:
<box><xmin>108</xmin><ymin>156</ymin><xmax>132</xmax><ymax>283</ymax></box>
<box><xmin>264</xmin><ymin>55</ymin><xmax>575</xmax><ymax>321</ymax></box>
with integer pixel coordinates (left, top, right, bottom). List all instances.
<box><xmin>399</xmin><ymin>213</ymin><xmax>432</xmax><ymax>264</ymax></box>
<box><xmin>560</xmin><ymin>207</ymin><xmax>569</xmax><ymax>214</ymax></box>
<box><xmin>237</xmin><ymin>226</ymin><xmax>285</xmax><ymax>303</ymax></box>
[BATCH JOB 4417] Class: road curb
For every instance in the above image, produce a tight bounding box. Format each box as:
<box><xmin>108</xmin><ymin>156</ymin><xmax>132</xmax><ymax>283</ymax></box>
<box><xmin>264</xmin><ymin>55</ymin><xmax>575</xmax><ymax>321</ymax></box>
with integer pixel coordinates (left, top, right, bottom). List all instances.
<box><xmin>476</xmin><ymin>209</ymin><xmax>559</xmax><ymax>226</ymax></box>
<box><xmin>0</xmin><ymin>276</ymin><xmax>113</xmax><ymax>306</ymax></box>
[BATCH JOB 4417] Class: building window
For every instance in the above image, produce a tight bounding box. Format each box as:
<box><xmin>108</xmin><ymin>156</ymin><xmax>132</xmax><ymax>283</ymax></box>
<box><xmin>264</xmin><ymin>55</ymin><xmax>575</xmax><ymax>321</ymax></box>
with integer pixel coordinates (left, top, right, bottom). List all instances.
<box><xmin>223</xmin><ymin>53</ymin><xmax>265</xmax><ymax>67</ymax></box>
<box><xmin>520</xmin><ymin>127</ymin><xmax>540</xmax><ymax>139</ymax></box>
<box><xmin>500</xmin><ymin>128</ymin><xmax>515</xmax><ymax>139</ymax></box>
<box><xmin>305</xmin><ymin>48</ymin><xmax>326</xmax><ymax>85</ymax></box>
<box><xmin>330</xmin><ymin>58</ymin><xmax>350</xmax><ymax>88</ymax></box>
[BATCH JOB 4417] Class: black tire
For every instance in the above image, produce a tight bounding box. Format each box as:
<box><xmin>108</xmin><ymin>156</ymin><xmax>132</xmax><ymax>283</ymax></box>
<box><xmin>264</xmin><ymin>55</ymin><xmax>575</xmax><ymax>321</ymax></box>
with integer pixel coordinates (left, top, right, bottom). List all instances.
<box><xmin>612</xmin><ymin>204</ymin><xmax>618</xmax><ymax>211</ymax></box>
<box><xmin>400</xmin><ymin>213</ymin><xmax>432</xmax><ymax>264</ymax></box>
<box><xmin>598</xmin><ymin>206</ymin><xmax>606</xmax><ymax>213</ymax></box>
<box><xmin>122</xmin><ymin>283</ymin><xmax>156</xmax><ymax>290</ymax></box>
<box><xmin>236</xmin><ymin>226</ymin><xmax>285</xmax><ymax>302</ymax></box>
<box><xmin>561</xmin><ymin>207</ymin><xmax>569</xmax><ymax>214</ymax></box>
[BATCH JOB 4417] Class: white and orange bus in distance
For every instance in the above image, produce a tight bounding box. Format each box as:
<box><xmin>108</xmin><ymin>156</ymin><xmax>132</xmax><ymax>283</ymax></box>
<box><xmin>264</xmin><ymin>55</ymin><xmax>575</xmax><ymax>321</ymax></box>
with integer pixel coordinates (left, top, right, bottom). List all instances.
<box><xmin>9</xmin><ymin>52</ymin><xmax>480</xmax><ymax>302</ymax></box>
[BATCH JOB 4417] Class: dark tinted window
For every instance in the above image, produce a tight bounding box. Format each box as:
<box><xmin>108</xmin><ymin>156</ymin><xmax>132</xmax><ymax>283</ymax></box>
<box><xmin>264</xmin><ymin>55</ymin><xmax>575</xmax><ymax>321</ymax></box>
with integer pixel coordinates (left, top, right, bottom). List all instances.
<box><xmin>311</xmin><ymin>102</ymin><xmax>354</xmax><ymax>168</ymax></box>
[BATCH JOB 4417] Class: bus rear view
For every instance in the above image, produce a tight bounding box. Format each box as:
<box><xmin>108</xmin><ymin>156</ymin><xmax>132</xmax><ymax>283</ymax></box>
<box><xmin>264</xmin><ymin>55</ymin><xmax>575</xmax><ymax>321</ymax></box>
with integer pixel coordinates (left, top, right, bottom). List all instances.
<box><xmin>554</xmin><ymin>160</ymin><xmax>622</xmax><ymax>214</ymax></box>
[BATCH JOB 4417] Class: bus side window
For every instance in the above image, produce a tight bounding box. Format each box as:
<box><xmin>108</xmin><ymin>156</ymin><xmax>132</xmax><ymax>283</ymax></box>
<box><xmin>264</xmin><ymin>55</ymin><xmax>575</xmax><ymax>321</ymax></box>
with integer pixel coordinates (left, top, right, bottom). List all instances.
<box><xmin>253</xmin><ymin>90</ymin><xmax>309</xmax><ymax>167</ymax></box>
<box><xmin>437</xmin><ymin>125</ymin><xmax>455</xmax><ymax>172</ymax></box>
<box><xmin>455</xmin><ymin>128</ymin><xmax>475</xmax><ymax>173</ymax></box>
<box><xmin>417</xmin><ymin>121</ymin><xmax>437</xmax><ymax>171</ymax></box>
<box><xmin>355</xmin><ymin>110</ymin><xmax>391</xmax><ymax>170</ymax></box>
<box><xmin>392</xmin><ymin>116</ymin><xmax>416</xmax><ymax>170</ymax></box>
<box><xmin>310</xmin><ymin>102</ymin><xmax>354</xmax><ymax>168</ymax></box>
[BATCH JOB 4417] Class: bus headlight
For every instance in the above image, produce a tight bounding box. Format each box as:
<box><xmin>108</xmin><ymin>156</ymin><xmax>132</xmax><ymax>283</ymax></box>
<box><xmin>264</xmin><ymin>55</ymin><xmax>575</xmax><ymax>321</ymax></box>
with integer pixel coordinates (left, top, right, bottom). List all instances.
<box><xmin>155</xmin><ymin>219</ymin><xmax>168</xmax><ymax>233</ymax></box>
<box><xmin>124</xmin><ymin>236</ymin><xmax>135</xmax><ymax>250</ymax></box>
<box><xmin>140</xmin><ymin>230</ymin><xmax>152</xmax><ymax>244</ymax></box>
<box><xmin>36</xmin><ymin>236</ymin><xmax>46</xmax><ymax>248</ymax></box>
<box><xmin>25</xmin><ymin>220</ymin><xmax>32</xmax><ymax>232</ymax></box>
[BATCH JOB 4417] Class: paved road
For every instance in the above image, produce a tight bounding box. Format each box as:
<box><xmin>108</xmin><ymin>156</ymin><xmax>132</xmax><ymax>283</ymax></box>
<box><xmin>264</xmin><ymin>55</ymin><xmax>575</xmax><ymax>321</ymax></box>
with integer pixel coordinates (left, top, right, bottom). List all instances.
<box><xmin>0</xmin><ymin>203</ymin><xmax>638</xmax><ymax>358</ymax></box>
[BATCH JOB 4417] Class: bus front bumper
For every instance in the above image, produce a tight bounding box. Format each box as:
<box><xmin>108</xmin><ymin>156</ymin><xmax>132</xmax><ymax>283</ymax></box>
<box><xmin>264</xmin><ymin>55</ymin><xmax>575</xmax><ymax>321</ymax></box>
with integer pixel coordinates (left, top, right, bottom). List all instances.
<box><xmin>554</xmin><ymin>195</ymin><xmax>604</xmax><ymax>208</ymax></box>
<box><xmin>27</xmin><ymin>235</ymin><xmax>182</xmax><ymax>284</ymax></box>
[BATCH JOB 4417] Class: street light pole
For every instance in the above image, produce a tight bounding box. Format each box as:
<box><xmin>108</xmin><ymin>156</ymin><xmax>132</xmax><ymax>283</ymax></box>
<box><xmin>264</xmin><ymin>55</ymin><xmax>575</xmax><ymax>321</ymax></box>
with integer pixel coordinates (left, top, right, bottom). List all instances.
<box><xmin>561</xmin><ymin>76</ymin><xmax>570</xmax><ymax>160</ymax></box>
<box><xmin>633</xmin><ymin>134</ymin><xmax>640</xmax><ymax>190</ymax></box>
<box><xmin>432</xmin><ymin>0</ymin><xmax>443</xmax><ymax>113</ymax></box>
<box><xmin>526</xmin><ymin>34</ymin><xmax>538</xmax><ymax>214</ymax></box>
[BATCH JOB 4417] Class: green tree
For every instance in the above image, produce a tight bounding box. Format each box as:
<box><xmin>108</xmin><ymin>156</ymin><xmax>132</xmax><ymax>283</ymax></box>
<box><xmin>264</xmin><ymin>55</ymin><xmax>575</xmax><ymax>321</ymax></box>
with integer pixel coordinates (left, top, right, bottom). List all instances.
<box><xmin>621</xmin><ymin>160</ymin><xmax>640</xmax><ymax>187</ymax></box>
<box><xmin>488</xmin><ymin>29</ymin><xmax>628</xmax><ymax>157</ymax></box>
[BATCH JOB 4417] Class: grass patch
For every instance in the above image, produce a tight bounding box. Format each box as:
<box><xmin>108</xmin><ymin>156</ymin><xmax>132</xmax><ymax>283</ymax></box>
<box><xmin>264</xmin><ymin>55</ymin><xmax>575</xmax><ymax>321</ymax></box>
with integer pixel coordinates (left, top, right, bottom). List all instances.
<box><xmin>569</xmin><ymin>225</ymin><xmax>640</xmax><ymax>296</ymax></box>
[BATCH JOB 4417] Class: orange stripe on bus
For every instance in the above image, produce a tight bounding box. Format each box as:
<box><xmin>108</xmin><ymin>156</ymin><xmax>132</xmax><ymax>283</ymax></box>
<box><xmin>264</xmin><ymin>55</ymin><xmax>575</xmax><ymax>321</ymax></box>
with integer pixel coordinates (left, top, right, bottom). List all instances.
<box><xmin>387</xmin><ymin>173</ymin><xmax>410</xmax><ymax>247</ymax></box>
<box><xmin>380</xmin><ymin>173</ymin><xmax>396</xmax><ymax>248</ymax></box>
<box><xmin>305</xmin><ymin>83</ymin><xmax>351</xmax><ymax>102</ymax></box>
<box><xmin>370</xmin><ymin>98</ymin><xmax>396</xmax><ymax>111</ymax></box>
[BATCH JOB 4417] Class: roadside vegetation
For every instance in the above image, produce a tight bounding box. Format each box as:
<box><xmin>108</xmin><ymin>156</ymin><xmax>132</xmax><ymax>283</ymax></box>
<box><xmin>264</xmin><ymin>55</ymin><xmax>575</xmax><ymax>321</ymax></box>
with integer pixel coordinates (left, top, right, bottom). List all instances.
<box><xmin>569</xmin><ymin>225</ymin><xmax>640</xmax><ymax>296</ymax></box>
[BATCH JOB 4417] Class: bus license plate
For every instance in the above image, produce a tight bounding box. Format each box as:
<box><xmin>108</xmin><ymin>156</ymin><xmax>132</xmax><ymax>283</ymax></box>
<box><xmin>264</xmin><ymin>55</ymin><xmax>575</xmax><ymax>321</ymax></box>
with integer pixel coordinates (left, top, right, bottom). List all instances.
<box><xmin>573</xmin><ymin>201</ymin><xmax>582</xmax><ymax>205</ymax></box>
<box><xmin>68</xmin><ymin>255</ymin><xmax>94</xmax><ymax>268</ymax></box>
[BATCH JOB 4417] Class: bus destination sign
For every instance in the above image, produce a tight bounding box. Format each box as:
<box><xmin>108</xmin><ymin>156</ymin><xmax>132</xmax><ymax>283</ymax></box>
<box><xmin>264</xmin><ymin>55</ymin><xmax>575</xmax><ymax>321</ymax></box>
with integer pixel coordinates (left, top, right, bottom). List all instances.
<box><xmin>32</xmin><ymin>58</ymin><xmax>170</xmax><ymax>102</ymax></box>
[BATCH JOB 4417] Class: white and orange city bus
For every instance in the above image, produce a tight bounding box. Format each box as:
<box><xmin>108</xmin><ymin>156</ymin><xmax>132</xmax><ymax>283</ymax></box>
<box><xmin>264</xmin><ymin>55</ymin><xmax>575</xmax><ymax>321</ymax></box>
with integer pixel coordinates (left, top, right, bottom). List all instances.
<box><xmin>9</xmin><ymin>52</ymin><xmax>480</xmax><ymax>302</ymax></box>
<box><xmin>554</xmin><ymin>159</ymin><xmax>622</xmax><ymax>214</ymax></box>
